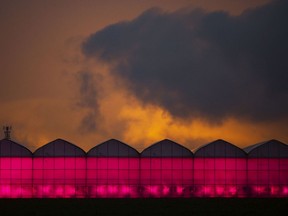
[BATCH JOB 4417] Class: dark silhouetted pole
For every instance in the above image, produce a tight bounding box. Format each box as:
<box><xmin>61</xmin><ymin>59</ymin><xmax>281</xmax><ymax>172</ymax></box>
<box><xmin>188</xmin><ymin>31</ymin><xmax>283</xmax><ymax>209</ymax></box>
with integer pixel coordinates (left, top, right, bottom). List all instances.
<box><xmin>3</xmin><ymin>125</ymin><xmax>12</xmax><ymax>140</ymax></box>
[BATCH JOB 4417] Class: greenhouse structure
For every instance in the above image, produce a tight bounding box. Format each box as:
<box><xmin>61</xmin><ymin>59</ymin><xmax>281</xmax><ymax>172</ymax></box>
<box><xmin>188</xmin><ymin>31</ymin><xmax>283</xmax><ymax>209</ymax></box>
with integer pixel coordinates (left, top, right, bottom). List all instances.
<box><xmin>33</xmin><ymin>139</ymin><xmax>86</xmax><ymax>198</ymax></box>
<box><xmin>0</xmin><ymin>139</ymin><xmax>33</xmax><ymax>198</ymax></box>
<box><xmin>245</xmin><ymin>140</ymin><xmax>288</xmax><ymax>197</ymax></box>
<box><xmin>87</xmin><ymin>139</ymin><xmax>139</xmax><ymax>198</ymax></box>
<box><xmin>194</xmin><ymin>140</ymin><xmax>247</xmax><ymax>197</ymax></box>
<box><xmin>140</xmin><ymin>139</ymin><xmax>193</xmax><ymax>197</ymax></box>
<box><xmin>0</xmin><ymin>137</ymin><xmax>288</xmax><ymax>198</ymax></box>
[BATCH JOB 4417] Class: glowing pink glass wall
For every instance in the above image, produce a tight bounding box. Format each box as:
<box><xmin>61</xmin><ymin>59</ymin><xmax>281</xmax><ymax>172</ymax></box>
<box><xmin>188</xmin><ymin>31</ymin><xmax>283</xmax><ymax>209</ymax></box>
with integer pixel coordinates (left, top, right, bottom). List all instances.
<box><xmin>194</xmin><ymin>158</ymin><xmax>247</xmax><ymax>197</ymax></box>
<box><xmin>245</xmin><ymin>140</ymin><xmax>288</xmax><ymax>197</ymax></box>
<box><xmin>140</xmin><ymin>140</ymin><xmax>194</xmax><ymax>197</ymax></box>
<box><xmin>1</xmin><ymin>138</ymin><xmax>288</xmax><ymax>198</ymax></box>
<box><xmin>87</xmin><ymin>157</ymin><xmax>139</xmax><ymax>198</ymax></box>
<box><xmin>32</xmin><ymin>139</ymin><xmax>87</xmax><ymax>198</ymax></box>
<box><xmin>86</xmin><ymin>139</ymin><xmax>140</xmax><ymax>198</ymax></box>
<box><xmin>0</xmin><ymin>158</ymin><xmax>32</xmax><ymax>198</ymax></box>
<box><xmin>193</xmin><ymin>140</ymin><xmax>247</xmax><ymax>197</ymax></box>
<box><xmin>0</xmin><ymin>139</ymin><xmax>33</xmax><ymax>198</ymax></box>
<box><xmin>33</xmin><ymin>157</ymin><xmax>86</xmax><ymax>198</ymax></box>
<box><xmin>140</xmin><ymin>158</ymin><xmax>193</xmax><ymax>197</ymax></box>
<box><xmin>247</xmin><ymin>158</ymin><xmax>288</xmax><ymax>197</ymax></box>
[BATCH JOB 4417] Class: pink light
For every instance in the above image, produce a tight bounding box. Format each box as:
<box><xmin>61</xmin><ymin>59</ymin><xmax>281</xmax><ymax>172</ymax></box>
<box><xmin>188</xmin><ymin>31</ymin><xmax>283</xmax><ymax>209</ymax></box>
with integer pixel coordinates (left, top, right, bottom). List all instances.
<box><xmin>108</xmin><ymin>185</ymin><xmax>118</xmax><ymax>194</ymax></box>
<box><xmin>194</xmin><ymin>158</ymin><xmax>247</xmax><ymax>197</ymax></box>
<box><xmin>1</xmin><ymin>185</ymin><xmax>10</xmax><ymax>195</ymax></box>
<box><xmin>120</xmin><ymin>185</ymin><xmax>132</xmax><ymax>194</ymax></box>
<box><xmin>87</xmin><ymin>157</ymin><xmax>139</xmax><ymax>197</ymax></box>
<box><xmin>146</xmin><ymin>186</ymin><xmax>159</xmax><ymax>195</ymax></box>
<box><xmin>270</xmin><ymin>186</ymin><xmax>279</xmax><ymax>195</ymax></box>
<box><xmin>254</xmin><ymin>186</ymin><xmax>265</xmax><ymax>194</ymax></box>
<box><xmin>228</xmin><ymin>186</ymin><xmax>237</xmax><ymax>195</ymax></box>
<box><xmin>0</xmin><ymin>157</ymin><xmax>33</xmax><ymax>198</ymax></box>
<box><xmin>176</xmin><ymin>186</ymin><xmax>184</xmax><ymax>195</ymax></box>
<box><xmin>0</xmin><ymin>156</ymin><xmax>288</xmax><ymax>198</ymax></box>
<box><xmin>55</xmin><ymin>186</ymin><xmax>64</xmax><ymax>196</ymax></box>
<box><xmin>163</xmin><ymin>185</ymin><xmax>170</xmax><ymax>195</ymax></box>
<box><xmin>13</xmin><ymin>187</ymin><xmax>23</xmax><ymax>197</ymax></box>
<box><xmin>216</xmin><ymin>186</ymin><xmax>224</xmax><ymax>195</ymax></box>
<box><xmin>247</xmin><ymin>158</ymin><xmax>288</xmax><ymax>197</ymax></box>
<box><xmin>88</xmin><ymin>185</ymin><xmax>136</xmax><ymax>198</ymax></box>
<box><xmin>140</xmin><ymin>158</ymin><xmax>193</xmax><ymax>197</ymax></box>
<box><xmin>43</xmin><ymin>185</ymin><xmax>52</xmax><ymax>194</ymax></box>
<box><xmin>96</xmin><ymin>185</ymin><xmax>106</xmax><ymax>195</ymax></box>
<box><xmin>283</xmin><ymin>186</ymin><xmax>288</xmax><ymax>195</ymax></box>
<box><xmin>203</xmin><ymin>186</ymin><xmax>212</xmax><ymax>195</ymax></box>
<box><xmin>32</xmin><ymin>157</ymin><xmax>86</xmax><ymax>198</ymax></box>
<box><xmin>65</xmin><ymin>185</ymin><xmax>76</xmax><ymax>197</ymax></box>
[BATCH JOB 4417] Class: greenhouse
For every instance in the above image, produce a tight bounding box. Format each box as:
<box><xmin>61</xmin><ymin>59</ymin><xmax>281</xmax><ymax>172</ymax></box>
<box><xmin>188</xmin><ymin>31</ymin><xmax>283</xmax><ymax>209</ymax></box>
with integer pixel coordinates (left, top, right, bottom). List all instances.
<box><xmin>0</xmin><ymin>135</ymin><xmax>288</xmax><ymax>198</ymax></box>
<box><xmin>140</xmin><ymin>139</ymin><xmax>193</xmax><ymax>197</ymax></box>
<box><xmin>194</xmin><ymin>140</ymin><xmax>247</xmax><ymax>197</ymax></box>
<box><xmin>245</xmin><ymin>139</ymin><xmax>288</xmax><ymax>197</ymax></box>
<box><xmin>0</xmin><ymin>139</ymin><xmax>33</xmax><ymax>198</ymax></box>
<box><xmin>86</xmin><ymin>139</ymin><xmax>139</xmax><ymax>198</ymax></box>
<box><xmin>33</xmin><ymin>139</ymin><xmax>86</xmax><ymax>198</ymax></box>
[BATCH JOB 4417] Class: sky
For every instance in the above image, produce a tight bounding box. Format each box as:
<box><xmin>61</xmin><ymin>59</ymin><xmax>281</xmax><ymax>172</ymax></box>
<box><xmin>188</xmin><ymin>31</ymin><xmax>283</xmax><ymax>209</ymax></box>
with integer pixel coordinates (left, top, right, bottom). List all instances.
<box><xmin>0</xmin><ymin>0</ymin><xmax>287</xmax><ymax>152</ymax></box>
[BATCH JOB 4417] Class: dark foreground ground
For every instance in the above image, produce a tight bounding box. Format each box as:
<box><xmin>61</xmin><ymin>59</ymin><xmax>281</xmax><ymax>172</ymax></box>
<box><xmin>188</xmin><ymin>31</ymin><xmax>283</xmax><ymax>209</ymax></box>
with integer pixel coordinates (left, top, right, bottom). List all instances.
<box><xmin>0</xmin><ymin>198</ymin><xmax>288</xmax><ymax>216</ymax></box>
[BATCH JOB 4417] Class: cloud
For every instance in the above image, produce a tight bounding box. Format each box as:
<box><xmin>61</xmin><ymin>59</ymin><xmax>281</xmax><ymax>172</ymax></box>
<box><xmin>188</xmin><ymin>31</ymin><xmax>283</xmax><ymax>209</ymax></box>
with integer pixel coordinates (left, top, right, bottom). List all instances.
<box><xmin>76</xmin><ymin>71</ymin><xmax>102</xmax><ymax>133</ymax></box>
<box><xmin>82</xmin><ymin>0</ymin><xmax>288</xmax><ymax>123</ymax></box>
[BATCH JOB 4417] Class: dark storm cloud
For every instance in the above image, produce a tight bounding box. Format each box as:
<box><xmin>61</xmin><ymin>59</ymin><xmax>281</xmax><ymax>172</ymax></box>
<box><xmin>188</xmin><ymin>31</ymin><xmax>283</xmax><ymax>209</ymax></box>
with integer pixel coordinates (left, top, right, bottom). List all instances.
<box><xmin>76</xmin><ymin>71</ymin><xmax>102</xmax><ymax>132</ymax></box>
<box><xmin>82</xmin><ymin>0</ymin><xmax>288</xmax><ymax>122</ymax></box>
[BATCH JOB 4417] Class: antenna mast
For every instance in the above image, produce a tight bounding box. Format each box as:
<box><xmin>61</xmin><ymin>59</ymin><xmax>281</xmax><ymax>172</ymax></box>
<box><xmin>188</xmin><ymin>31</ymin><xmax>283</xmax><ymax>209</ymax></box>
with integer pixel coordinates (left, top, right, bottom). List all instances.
<box><xmin>3</xmin><ymin>126</ymin><xmax>12</xmax><ymax>140</ymax></box>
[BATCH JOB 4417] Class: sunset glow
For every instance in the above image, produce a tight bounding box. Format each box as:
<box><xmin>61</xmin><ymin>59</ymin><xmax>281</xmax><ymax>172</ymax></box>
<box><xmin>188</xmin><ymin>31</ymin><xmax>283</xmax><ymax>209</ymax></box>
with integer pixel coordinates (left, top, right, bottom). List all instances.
<box><xmin>0</xmin><ymin>0</ymin><xmax>287</xmax><ymax>154</ymax></box>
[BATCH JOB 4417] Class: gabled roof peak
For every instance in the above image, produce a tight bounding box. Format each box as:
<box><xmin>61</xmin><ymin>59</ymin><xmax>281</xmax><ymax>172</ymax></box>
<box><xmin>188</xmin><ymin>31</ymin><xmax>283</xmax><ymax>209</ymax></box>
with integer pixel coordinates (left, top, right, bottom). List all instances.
<box><xmin>87</xmin><ymin>139</ymin><xmax>139</xmax><ymax>157</ymax></box>
<box><xmin>244</xmin><ymin>139</ymin><xmax>288</xmax><ymax>158</ymax></box>
<box><xmin>141</xmin><ymin>139</ymin><xmax>193</xmax><ymax>157</ymax></box>
<box><xmin>33</xmin><ymin>138</ymin><xmax>86</xmax><ymax>157</ymax></box>
<box><xmin>194</xmin><ymin>139</ymin><xmax>246</xmax><ymax>158</ymax></box>
<box><xmin>0</xmin><ymin>139</ymin><xmax>32</xmax><ymax>157</ymax></box>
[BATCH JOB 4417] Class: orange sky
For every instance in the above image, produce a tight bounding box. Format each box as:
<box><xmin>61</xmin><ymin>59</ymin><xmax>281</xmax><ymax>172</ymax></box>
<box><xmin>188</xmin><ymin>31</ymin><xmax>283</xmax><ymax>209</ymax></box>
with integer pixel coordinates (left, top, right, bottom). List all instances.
<box><xmin>1</xmin><ymin>0</ymin><xmax>287</xmax><ymax>152</ymax></box>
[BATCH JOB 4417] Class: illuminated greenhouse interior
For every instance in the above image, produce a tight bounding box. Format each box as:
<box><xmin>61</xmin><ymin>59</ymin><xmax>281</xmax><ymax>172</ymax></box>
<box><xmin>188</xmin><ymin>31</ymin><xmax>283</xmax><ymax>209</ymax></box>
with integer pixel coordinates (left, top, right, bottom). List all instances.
<box><xmin>0</xmin><ymin>130</ymin><xmax>288</xmax><ymax>198</ymax></box>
